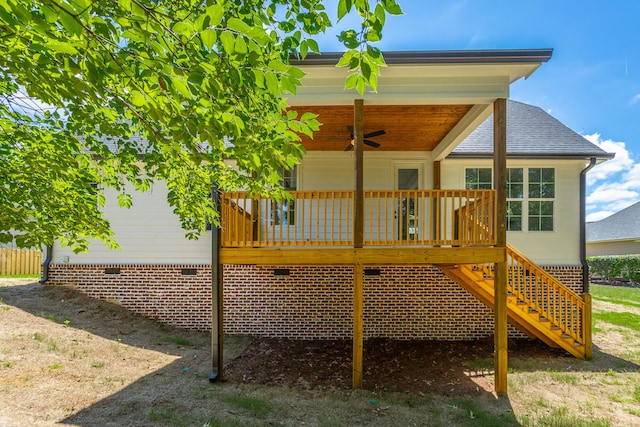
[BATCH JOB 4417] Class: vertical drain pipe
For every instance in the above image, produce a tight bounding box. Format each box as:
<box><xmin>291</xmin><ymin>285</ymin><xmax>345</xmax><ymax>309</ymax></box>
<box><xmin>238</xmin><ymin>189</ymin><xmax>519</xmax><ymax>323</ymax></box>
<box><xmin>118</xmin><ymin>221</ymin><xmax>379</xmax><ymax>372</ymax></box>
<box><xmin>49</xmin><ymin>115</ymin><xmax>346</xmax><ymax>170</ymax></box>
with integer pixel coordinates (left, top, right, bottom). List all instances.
<box><xmin>39</xmin><ymin>245</ymin><xmax>53</xmax><ymax>284</ymax></box>
<box><xmin>210</xmin><ymin>184</ymin><xmax>224</xmax><ymax>382</ymax></box>
<box><xmin>580</xmin><ymin>158</ymin><xmax>597</xmax><ymax>293</ymax></box>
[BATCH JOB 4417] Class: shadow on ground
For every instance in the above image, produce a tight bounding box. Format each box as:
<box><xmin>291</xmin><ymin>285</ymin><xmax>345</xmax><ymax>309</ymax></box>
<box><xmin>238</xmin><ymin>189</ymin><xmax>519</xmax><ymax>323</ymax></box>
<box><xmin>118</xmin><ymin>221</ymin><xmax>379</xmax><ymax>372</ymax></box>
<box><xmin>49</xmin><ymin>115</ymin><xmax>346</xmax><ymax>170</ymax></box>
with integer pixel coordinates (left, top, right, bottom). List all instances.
<box><xmin>1</xmin><ymin>282</ymin><xmax>637</xmax><ymax>426</ymax></box>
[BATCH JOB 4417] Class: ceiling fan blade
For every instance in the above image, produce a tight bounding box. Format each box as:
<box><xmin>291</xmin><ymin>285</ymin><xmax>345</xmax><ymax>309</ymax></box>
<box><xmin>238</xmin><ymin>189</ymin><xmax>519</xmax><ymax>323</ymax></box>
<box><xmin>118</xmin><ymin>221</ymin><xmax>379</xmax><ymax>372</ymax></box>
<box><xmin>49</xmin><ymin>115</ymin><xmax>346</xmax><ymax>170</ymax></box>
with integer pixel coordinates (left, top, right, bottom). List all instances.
<box><xmin>344</xmin><ymin>144</ymin><xmax>354</xmax><ymax>151</ymax></box>
<box><xmin>364</xmin><ymin>129</ymin><xmax>386</xmax><ymax>138</ymax></box>
<box><xmin>364</xmin><ymin>140</ymin><xmax>381</xmax><ymax>148</ymax></box>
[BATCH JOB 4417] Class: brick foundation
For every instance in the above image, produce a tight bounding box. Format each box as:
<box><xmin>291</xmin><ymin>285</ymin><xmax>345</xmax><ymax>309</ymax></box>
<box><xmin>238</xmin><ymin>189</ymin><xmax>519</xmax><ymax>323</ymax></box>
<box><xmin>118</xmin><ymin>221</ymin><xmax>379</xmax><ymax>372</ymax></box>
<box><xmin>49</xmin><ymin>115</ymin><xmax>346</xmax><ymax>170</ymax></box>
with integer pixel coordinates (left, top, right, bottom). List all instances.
<box><xmin>46</xmin><ymin>263</ymin><xmax>584</xmax><ymax>339</ymax></box>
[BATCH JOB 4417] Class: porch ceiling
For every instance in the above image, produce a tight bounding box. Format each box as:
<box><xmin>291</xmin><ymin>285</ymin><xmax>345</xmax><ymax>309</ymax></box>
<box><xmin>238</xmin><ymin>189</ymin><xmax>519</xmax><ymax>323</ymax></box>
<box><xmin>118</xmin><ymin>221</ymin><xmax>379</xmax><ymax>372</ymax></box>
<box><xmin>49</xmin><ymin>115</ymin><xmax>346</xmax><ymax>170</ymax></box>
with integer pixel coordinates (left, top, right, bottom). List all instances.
<box><xmin>296</xmin><ymin>104</ymin><xmax>474</xmax><ymax>152</ymax></box>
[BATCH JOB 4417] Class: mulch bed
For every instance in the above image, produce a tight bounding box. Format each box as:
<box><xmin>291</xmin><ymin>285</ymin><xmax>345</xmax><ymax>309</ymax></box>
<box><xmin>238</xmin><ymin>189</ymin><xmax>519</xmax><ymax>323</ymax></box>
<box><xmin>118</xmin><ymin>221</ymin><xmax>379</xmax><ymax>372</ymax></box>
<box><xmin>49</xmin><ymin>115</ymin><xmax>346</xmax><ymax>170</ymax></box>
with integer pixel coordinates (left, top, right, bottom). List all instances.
<box><xmin>225</xmin><ymin>337</ymin><xmax>566</xmax><ymax>395</ymax></box>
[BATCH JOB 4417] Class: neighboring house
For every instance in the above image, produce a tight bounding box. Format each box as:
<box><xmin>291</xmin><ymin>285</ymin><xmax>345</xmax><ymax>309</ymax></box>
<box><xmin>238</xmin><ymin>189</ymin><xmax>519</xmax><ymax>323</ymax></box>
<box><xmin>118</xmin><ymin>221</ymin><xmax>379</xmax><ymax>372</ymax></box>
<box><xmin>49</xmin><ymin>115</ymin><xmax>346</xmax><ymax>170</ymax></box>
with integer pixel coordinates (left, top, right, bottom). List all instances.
<box><xmin>586</xmin><ymin>201</ymin><xmax>640</xmax><ymax>256</ymax></box>
<box><xmin>42</xmin><ymin>49</ymin><xmax>614</xmax><ymax>390</ymax></box>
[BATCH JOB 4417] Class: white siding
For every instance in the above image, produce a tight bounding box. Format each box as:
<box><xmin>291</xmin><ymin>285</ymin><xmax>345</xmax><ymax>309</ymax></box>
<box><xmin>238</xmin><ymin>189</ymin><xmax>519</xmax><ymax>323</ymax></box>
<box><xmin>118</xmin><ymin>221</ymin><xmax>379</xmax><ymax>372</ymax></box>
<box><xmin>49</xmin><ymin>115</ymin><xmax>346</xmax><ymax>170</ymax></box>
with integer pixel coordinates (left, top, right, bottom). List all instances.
<box><xmin>54</xmin><ymin>182</ymin><xmax>211</xmax><ymax>265</ymax></box>
<box><xmin>300</xmin><ymin>151</ymin><xmax>433</xmax><ymax>190</ymax></box>
<box><xmin>440</xmin><ymin>158</ymin><xmax>587</xmax><ymax>265</ymax></box>
<box><xmin>587</xmin><ymin>240</ymin><xmax>640</xmax><ymax>257</ymax></box>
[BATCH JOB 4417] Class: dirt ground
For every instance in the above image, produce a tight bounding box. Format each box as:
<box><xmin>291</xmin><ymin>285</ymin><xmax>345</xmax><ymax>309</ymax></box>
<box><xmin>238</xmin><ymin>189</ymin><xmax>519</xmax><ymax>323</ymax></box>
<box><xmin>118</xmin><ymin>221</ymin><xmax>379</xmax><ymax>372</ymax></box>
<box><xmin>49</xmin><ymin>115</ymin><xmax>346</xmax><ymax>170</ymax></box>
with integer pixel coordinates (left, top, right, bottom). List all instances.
<box><xmin>225</xmin><ymin>336</ymin><xmax>564</xmax><ymax>395</ymax></box>
<box><xmin>1</xmin><ymin>278</ymin><xmax>639</xmax><ymax>426</ymax></box>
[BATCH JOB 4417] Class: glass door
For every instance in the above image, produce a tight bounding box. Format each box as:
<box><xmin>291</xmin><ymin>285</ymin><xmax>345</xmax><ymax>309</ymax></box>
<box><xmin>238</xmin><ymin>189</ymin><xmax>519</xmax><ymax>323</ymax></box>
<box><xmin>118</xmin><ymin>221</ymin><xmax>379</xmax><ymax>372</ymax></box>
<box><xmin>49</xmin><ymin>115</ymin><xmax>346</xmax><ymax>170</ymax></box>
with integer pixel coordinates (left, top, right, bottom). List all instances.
<box><xmin>395</xmin><ymin>166</ymin><xmax>421</xmax><ymax>241</ymax></box>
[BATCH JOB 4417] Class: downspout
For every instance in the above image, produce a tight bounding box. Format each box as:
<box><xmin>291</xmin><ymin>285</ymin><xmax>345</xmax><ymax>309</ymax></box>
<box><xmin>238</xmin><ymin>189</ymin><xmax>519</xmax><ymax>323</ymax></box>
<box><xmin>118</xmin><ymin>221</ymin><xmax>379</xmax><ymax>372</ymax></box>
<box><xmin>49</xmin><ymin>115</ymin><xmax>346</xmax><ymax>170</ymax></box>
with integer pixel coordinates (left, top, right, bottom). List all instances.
<box><xmin>39</xmin><ymin>245</ymin><xmax>53</xmax><ymax>284</ymax></box>
<box><xmin>580</xmin><ymin>158</ymin><xmax>597</xmax><ymax>293</ymax></box>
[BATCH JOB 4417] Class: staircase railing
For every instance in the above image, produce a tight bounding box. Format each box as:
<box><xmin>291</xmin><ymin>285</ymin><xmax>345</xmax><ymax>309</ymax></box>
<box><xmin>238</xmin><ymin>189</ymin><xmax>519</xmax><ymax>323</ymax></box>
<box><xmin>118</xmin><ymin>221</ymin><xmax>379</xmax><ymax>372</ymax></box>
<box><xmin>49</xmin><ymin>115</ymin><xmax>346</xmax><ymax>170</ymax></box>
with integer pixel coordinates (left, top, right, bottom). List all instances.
<box><xmin>477</xmin><ymin>245</ymin><xmax>587</xmax><ymax>346</ymax></box>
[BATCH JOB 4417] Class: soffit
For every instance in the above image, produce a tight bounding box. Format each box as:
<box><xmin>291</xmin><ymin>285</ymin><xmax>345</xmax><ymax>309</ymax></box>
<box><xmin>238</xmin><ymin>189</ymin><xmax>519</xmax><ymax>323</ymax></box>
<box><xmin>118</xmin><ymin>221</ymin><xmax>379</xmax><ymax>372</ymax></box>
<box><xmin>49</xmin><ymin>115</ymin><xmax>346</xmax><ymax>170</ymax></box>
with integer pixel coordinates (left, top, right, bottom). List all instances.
<box><xmin>295</xmin><ymin>104</ymin><xmax>474</xmax><ymax>152</ymax></box>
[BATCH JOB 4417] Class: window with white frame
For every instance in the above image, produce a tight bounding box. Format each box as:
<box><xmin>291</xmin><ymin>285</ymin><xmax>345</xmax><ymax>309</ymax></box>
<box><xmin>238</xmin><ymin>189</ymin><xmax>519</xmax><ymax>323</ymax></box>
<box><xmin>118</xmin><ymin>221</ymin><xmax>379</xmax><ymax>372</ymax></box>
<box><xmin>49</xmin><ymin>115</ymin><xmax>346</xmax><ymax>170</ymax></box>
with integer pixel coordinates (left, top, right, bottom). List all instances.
<box><xmin>464</xmin><ymin>167</ymin><xmax>555</xmax><ymax>232</ymax></box>
<box><xmin>527</xmin><ymin>168</ymin><xmax>555</xmax><ymax>231</ymax></box>
<box><xmin>506</xmin><ymin>168</ymin><xmax>524</xmax><ymax>231</ymax></box>
<box><xmin>464</xmin><ymin>167</ymin><xmax>492</xmax><ymax>190</ymax></box>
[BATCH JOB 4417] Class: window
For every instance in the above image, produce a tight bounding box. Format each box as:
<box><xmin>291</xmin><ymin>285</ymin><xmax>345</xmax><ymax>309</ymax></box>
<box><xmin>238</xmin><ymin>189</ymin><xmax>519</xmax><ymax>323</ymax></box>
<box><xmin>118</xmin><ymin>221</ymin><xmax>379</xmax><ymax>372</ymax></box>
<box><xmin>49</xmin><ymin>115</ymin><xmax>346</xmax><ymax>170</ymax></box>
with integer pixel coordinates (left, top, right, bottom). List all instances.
<box><xmin>528</xmin><ymin>168</ymin><xmax>554</xmax><ymax>231</ymax></box>
<box><xmin>464</xmin><ymin>167</ymin><xmax>555</xmax><ymax>232</ymax></box>
<box><xmin>506</xmin><ymin>168</ymin><xmax>523</xmax><ymax>231</ymax></box>
<box><xmin>465</xmin><ymin>168</ymin><xmax>492</xmax><ymax>190</ymax></box>
<box><xmin>273</xmin><ymin>165</ymin><xmax>297</xmax><ymax>225</ymax></box>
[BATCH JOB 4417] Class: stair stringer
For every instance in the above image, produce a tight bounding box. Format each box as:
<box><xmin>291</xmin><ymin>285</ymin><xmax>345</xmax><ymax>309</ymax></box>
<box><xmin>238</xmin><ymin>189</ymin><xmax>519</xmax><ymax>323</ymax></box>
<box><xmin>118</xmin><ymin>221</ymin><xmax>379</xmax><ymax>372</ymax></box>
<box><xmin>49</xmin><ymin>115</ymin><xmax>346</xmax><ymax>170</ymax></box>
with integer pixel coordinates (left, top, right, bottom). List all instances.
<box><xmin>439</xmin><ymin>264</ymin><xmax>586</xmax><ymax>359</ymax></box>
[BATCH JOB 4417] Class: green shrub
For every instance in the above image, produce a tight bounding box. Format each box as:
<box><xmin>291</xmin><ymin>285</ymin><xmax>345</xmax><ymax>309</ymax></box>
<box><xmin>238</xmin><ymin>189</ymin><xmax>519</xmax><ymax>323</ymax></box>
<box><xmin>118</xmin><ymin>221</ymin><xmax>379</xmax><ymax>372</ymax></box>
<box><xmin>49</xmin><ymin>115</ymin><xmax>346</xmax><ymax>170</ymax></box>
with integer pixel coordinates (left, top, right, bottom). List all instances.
<box><xmin>588</xmin><ymin>255</ymin><xmax>640</xmax><ymax>284</ymax></box>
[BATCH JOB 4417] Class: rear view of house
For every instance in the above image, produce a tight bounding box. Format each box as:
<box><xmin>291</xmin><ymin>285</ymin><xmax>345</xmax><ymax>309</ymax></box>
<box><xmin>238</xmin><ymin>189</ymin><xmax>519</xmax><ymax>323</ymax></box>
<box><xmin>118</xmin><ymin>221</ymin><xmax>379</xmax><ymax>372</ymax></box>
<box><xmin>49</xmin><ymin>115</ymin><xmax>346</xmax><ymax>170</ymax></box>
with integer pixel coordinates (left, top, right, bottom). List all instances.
<box><xmin>43</xmin><ymin>49</ymin><xmax>613</xmax><ymax>391</ymax></box>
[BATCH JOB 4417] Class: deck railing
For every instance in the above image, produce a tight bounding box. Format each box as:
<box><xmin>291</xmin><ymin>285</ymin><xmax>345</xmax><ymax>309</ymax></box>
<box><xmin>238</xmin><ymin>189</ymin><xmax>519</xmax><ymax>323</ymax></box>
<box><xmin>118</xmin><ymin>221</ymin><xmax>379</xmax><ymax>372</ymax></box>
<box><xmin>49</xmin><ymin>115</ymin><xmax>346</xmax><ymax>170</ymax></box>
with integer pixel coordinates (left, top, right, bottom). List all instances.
<box><xmin>221</xmin><ymin>190</ymin><xmax>496</xmax><ymax>248</ymax></box>
<box><xmin>474</xmin><ymin>244</ymin><xmax>588</xmax><ymax>346</ymax></box>
<box><xmin>506</xmin><ymin>244</ymin><xmax>587</xmax><ymax>344</ymax></box>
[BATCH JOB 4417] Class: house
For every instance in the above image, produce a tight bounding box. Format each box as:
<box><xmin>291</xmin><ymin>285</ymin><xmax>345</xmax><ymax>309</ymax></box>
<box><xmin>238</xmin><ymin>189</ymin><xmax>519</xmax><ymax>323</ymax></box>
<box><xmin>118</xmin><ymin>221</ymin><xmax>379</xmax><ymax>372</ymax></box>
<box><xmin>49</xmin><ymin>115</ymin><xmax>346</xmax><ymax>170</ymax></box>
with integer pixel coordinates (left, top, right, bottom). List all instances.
<box><xmin>586</xmin><ymin>201</ymin><xmax>640</xmax><ymax>256</ymax></box>
<box><xmin>42</xmin><ymin>49</ymin><xmax>614</xmax><ymax>392</ymax></box>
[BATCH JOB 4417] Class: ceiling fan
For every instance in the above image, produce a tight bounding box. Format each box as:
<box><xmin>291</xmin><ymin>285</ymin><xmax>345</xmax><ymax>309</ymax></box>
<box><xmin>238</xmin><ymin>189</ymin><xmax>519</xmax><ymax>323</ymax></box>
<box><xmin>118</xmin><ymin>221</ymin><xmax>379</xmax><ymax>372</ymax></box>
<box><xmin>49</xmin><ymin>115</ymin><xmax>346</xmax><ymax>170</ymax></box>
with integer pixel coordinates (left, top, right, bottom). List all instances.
<box><xmin>341</xmin><ymin>126</ymin><xmax>386</xmax><ymax>151</ymax></box>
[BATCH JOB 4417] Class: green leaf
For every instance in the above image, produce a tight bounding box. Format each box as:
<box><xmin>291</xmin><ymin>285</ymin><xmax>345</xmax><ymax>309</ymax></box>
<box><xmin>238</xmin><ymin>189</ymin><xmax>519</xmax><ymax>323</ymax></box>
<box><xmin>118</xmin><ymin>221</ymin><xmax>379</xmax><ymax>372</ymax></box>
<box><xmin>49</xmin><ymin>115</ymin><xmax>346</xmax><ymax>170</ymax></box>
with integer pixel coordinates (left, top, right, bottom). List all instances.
<box><xmin>336</xmin><ymin>50</ymin><xmax>357</xmax><ymax>67</ymax></box>
<box><xmin>227</xmin><ymin>17</ymin><xmax>251</xmax><ymax>36</ymax></box>
<box><xmin>337</xmin><ymin>0</ymin><xmax>350</xmax><ymax>21</ymax></box>
<box><xmin>234</xmin><ymin>35</ymin><xmax>247</xmax><ymax>54</ymax></box>
<box><xmin>382</xmin><ymin>0</ymin><xmax>403</xmax><ymax>15</ymax></box>
<box><xmin>220</xmin><ymin>31</ymin><xmax>235</xmax><ymax>54</ymax></box>
<box><xmin>201</xmin><ymin>29</ymin><xmax>217</xmax><ymax>49</ymax></box>
<box><xmin>130</xmin><ymin>91</ymin><xmax>146</xmax><ymax>107</ymax></box>
<box><xmin>344</xmin><ymin>73</ymin><xmax>358</xmax><ymax>90</ymax></box>
<box><xmin>206</xmin><ymin>3</ymin><xmax>224</xmax><ymax>26</ymax></box>
<box><xmin>265</xmin><ymin>72</ymin><xmax>279</xmax><ymax>95</ymax></box>
<box><xmin>46</xmin><ymin>40</ymin><xmax>78</xmax><ymax>55</ymax></box>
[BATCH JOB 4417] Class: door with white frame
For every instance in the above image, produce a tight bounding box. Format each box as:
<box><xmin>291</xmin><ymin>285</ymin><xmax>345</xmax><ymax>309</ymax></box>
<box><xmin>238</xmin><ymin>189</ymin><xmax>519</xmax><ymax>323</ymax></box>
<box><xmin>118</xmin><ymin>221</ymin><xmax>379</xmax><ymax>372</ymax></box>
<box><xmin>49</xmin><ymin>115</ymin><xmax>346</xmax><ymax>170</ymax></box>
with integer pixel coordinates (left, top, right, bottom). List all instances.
<box><xmin>394</xmin><ymin>163</ymin><xmax>423</xmax><ymax>242</ymax></box>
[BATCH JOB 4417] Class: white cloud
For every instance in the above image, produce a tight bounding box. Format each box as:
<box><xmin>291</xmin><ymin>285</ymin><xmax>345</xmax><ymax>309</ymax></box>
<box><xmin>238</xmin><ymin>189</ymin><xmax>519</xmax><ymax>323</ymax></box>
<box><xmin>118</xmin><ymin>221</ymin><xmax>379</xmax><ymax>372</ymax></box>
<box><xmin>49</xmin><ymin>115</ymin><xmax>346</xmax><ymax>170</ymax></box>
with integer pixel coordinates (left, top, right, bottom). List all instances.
<box><xmin>584</xmin><ymin>133</ymin><xmax>634</xmax><ymax>185</ymax></box>
<box><xmin>631</xmin><ymin>94</ymin><xmax>640</xmax><ymax>105</ymax></box>
<box><xmin>584</xmin><ymin>133</ymin><xmax>640</xmax><ymax>221</ymax></box>
<box><xmin>587</xmin><ymin>188</ymin><xmax>639</xmax><ymax>207</ymax></box>
<box><xmin>586</xmin><ymin>211</ymin><xmax>614</xmax><ymax>222</ymax></box>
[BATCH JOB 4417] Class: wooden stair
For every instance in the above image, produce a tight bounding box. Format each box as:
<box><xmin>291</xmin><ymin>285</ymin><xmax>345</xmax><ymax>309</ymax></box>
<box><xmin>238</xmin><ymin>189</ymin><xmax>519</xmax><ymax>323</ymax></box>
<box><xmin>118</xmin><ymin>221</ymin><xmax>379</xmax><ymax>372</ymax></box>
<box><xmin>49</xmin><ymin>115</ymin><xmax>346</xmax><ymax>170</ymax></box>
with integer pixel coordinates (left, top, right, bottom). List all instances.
<box><xmin>439</xmin><ymin>244</ymin><xmax>591</xmax><ymax>359</ymax></box>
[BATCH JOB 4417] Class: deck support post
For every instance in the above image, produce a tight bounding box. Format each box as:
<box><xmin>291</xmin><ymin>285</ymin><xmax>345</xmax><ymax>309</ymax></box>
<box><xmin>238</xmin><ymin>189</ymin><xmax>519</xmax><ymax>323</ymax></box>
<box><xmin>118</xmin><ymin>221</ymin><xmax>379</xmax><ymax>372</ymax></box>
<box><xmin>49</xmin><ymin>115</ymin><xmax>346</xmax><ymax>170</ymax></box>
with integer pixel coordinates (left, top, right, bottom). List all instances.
<box><xmin>353</xmin><ymin>263</ymin><xmax>364</xmax><ymax>389</ymax></box>
<box><xmin>583</xmin><ymin>293</ymin><xmax>593</xmax><ymax>359</ymax></box>
<box><xmin>493</xmin><ymin>98</ymin><xmax>508</xmax><ymax>394</ymax></box>
<box><xmin>210</xmin><ymin>185</ymin><xmax>224</xmax><ymax>383</ymax></box>
<box><xmin>352</xmin><ymin>99</ymin><xmax>365</xmax><ymax>389</ymax></box>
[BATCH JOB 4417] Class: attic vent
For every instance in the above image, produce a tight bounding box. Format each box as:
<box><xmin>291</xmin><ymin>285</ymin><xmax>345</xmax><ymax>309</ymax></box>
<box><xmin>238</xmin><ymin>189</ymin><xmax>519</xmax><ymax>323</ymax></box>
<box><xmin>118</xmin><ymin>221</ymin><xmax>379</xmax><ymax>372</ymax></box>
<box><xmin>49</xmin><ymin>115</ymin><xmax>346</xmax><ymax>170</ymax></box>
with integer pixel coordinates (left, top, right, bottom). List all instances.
<box><xmin>105</xmin><ymin>268</ymin><xmax>121</xmax><ymax>275</ymax></box>
<box><xmin>364</xmin><ymin>268</ymin><xmax>381</xmax><ymax>276</ymax></box>
<box><xmin>181</xmin><ymin>268</ymin><xmax>197</xmax><ymax>276</ymax></box>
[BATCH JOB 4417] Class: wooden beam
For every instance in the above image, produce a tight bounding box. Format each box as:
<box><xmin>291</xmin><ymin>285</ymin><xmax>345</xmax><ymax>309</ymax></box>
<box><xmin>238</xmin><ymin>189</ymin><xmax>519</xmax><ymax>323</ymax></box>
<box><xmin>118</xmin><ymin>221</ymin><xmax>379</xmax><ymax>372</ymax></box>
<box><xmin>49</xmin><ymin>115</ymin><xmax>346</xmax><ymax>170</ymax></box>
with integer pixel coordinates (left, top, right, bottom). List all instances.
<box><xmin>433</xmin><ymin>161</ymin><xmax>441</xmax><ymax>190</ymax></box>
<box><xmin>493</xmin><ymin>98</ymin><xmax>508</xmax><ymax>394</ymax></box>
<box><xmin>220</xmin><ymin>247</ymin><xmax>506</xmax><ymax>266</ymax></box>
<box><xmin>354</xmin><ymin>99</ymin><xmax>364</xmax><ymax>248</ymax></box>
<box><xmin>210</xmin><ymin>186</ymin><xmax>224</xmax><ymax>382</ymax></box>
<box><xmin>353</xmin><ymin>263</ymin><xmax>364</xmax><ymax>389</ymax></box>
<box><xmin>432</xmin><ymin>104</ymin><xmax>493</xmax><ymax>160</ymax></box>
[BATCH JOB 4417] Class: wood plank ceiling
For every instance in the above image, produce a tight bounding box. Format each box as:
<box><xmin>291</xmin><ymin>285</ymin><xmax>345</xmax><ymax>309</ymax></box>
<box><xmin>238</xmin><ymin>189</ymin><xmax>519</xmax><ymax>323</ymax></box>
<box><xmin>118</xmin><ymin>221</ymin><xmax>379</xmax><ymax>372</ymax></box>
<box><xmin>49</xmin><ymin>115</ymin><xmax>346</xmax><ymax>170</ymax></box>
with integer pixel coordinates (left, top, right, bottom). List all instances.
<box><xmin>294</xmin><ymin>104</ymin><xmax>474</xmax><ymax>151</ymax></box>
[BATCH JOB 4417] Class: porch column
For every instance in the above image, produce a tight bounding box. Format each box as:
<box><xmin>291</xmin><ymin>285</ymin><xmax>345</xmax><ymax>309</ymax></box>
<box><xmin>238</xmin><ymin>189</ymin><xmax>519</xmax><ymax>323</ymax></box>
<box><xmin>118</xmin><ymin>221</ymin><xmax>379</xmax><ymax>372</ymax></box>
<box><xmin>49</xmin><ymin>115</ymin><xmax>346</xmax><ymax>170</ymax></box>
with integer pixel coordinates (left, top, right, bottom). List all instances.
<box><xmin>353</xmin><ymin>99</ymin><xmax>365</xmax><ymax>389</ymax></box>
<box><xmin>210</xmin><ymin>185</ymin><xmax>224</xmax><ymax>382</ymax></box>
<box><xmin>493</xmin><ymin>98</ymin><xmax>508</xmax><ymax>394</ymax></box>
<box><xmin>433</xmin><ymin>160</ymin><xmax>441</xmax><ymax>190</ymax></box>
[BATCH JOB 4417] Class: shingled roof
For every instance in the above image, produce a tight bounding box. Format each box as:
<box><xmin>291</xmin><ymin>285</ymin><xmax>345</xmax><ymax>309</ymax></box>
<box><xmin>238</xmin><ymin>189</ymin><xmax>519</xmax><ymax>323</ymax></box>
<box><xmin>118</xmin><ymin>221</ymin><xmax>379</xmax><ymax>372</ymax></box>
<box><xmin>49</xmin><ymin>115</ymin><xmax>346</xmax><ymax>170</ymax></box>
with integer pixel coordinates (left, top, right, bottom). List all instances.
<box><xmin>586</xmin><ymin>202</ymin><xmax>640</xmax><ymax>243</ymax></box>
<box><xmin>449</xmin><ymin>100</ymin><xmax>614</xmax><ymax>159</ymax></box>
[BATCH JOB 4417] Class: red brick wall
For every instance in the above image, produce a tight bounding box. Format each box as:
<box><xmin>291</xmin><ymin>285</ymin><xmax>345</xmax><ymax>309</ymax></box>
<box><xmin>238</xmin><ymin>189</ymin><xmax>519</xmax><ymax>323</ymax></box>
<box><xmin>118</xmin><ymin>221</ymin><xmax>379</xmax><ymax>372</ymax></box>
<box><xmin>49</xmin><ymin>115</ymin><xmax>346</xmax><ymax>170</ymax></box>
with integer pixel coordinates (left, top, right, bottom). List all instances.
<box><xmin>46</xmin><ymin>264</ymin><xmax>583</xmax><ymax>339</ymax></box>
<box><xmin>46</xmin><ymin>264</ymin><xmax>212</xmax><ymax>330</ymax></box>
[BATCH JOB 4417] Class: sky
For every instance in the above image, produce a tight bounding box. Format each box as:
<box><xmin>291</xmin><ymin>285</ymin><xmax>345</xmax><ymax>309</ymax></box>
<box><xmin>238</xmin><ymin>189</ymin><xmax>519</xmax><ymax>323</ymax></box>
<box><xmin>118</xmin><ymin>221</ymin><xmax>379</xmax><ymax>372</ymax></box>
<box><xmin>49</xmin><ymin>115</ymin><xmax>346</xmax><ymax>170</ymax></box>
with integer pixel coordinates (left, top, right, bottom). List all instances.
<box><xmin>315</xmin><ymin>1</ymin><xmax>640</xmax><ymax>222</ymax></box>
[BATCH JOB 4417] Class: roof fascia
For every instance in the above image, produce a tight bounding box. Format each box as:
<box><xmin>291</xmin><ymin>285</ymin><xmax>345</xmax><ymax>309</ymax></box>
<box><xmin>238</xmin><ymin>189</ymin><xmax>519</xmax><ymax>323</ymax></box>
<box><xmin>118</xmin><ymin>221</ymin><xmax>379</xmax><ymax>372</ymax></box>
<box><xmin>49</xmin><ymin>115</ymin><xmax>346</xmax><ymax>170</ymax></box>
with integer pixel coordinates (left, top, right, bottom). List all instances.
<box><xmin>446</xmin><ymin>153</ymin><xmax>615</xmax><ymax>161</ymax></box>
<box><xmin>288</xmin><ymin>50</ymin><xmax>552</xmax><ymax>106</ymax></box>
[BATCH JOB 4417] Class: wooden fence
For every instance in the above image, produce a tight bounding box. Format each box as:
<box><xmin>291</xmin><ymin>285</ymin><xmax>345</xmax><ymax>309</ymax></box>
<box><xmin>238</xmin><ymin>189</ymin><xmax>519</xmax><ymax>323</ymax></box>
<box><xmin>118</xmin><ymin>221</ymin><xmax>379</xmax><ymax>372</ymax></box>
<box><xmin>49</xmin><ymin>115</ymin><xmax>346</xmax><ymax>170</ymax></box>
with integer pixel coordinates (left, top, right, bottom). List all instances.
<box><xmin>0</xmin><ymin>248</ymin><xmax>42</xmax><ymax>276</ymax></box>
